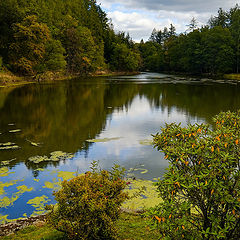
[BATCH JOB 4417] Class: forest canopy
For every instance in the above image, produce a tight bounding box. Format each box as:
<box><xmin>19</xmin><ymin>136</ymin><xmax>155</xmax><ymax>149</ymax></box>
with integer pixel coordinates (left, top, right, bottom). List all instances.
<box><xmin>0</xmin><ymin>1</ymin><xmax>240</xmax><ymax>77</ymax></box>
<box><xmin>138</xmin><ymin>5</ymin><xmax>240</xmax><ymax>75</ymax></box>
<box><xmin>0</xmin><ymin>0</ymin><xmax>140</xmax><ymax>76</ymax></box>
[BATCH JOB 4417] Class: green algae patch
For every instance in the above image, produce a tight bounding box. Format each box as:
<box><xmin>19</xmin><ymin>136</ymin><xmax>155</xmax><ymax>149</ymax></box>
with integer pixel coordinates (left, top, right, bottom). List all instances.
<box><xmin>9</xmin><ymin>129</ymin><xmax>21</xmax><ymax>133</ymax></box>
<box><xmin>28</xmin><ymin>151</ymin><xmax>74</xmax><ymax>164</ymax></box>
<box><xmin>27</xmin><ymin>195</ymin><xmax>50</xmax><ymax>216</ymax></box>
<box><xmin>26</xmin><ymin>139</ymin><xmax>41</xmax><ymax>147</ymax></box>
<box><xmin>0</xmin><ymin>183</ymin><xmax>33</xmax><ymax>208</ymax></box>
<box><xmin>0</xmin><ymin>180</ymin><xmax>19</xmax><ymax>195</ymax></box>
<box><xmin>42</xmin><ymin>178</ymin><xmax>61</xmax><ymax>191</ymax></box>
<box><xmin>43</xmin><ymin>172</ymin><xmax>84</xmax><ymax>190</ymax></box>
<box><xmin>16</xmin><ymin>185</ymin><xmax>33</xmax><ymax>194</ymax></box>
<box><xmin>139</xmin><ymin>139</ymin><xmax>153</xmax><ymax>146</ymax></box>
<box><xmin>35</xmin><ymin>168</ymin><xmax>45</xmax><ymax>172</ymax></box>
<box><xmin>43</xmin><ymin>181</ymin><xmax>56</xmax><ymax>189</ymax></box>
<box><xmin>0</xmin><ymin>167</ymin><xmax>15</xmax><ymax>177</ymax></box>
<box><xmin>133</xmin><ymin>168</ymin><xmax>149</xmax><ymax>174</ymax></box>
<box><xmin>28</xmin><ymin>155</ymin><xmax>49</xmax><ymax>164</ymax></box>
<box><xmin>123</xmin><ymin>179</ymin><xmax>162</xmax><ymax>210</ymax></box>
<box><xmin>49</xmin><ymin>151</ymin><xmax>74</xmax><ymax>161</ymax></box>
<box><xmin>0</xmin><ymin>195</ymin><xmax>19</xmax><ymax>208</ymax></box>
<box><xmin>128</xmin><ymin>166</ymin><xmax>149</xmax><ymax>174</ymax></box>
<box><xmin>0</xmin><ymin>142</ymin><xmax>20</xmax><ymax>150</ymax></box>
<box><xmin>86</xmin><ymin>137</ymin><xmax>121</xmax><ymax>143</ymax></box>
<box><xmin>1</xmin><ymin>158</ymin><xmax>16</xmax><ymax>166</ymax></box>
<box><xmin>57</xmin><ymin>171</ymin><xmax>77</xmax><ymax>181</ymax></box>
<box><xmin>42</xmin><ymin>181</ymin><xmax>61</xmax><ymax>190</ymax></box>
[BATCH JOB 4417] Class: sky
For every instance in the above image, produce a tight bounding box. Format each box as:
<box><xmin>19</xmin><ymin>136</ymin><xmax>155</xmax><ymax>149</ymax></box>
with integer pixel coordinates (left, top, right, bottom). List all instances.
<box><xmin>97</xmin><ymin>0</ymin><xmax>239</xmax><ymax>42</ymax></box>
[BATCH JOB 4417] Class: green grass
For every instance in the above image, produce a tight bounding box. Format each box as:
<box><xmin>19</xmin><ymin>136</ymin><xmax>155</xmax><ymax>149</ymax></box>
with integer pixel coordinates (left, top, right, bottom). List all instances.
<box><xmin>223</xmin><ymin>73</ymin><xmax>240</xmax><ymax>81</ymax></box>
<box><xmin>117</xmin><ymin>212</ymin><xmax>159</xmax><ymax>240</ymax></box>
<box><xmin>0</xmin><ymin>213</ymin><xmax>159</xmax><ymax>240</ymax></box>
<box><xmin>0</xmin><ymin>224</ymin><xmax>65</xmax><ymax>240</ymax></box>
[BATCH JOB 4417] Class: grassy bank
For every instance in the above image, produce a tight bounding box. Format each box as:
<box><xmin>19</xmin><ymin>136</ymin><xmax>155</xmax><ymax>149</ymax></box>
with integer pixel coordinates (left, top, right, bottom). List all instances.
<box><xmin>91</xmin><ymin>70</ymin><xmax>139</xmax><ymax>77</ymax></box>
<box><xmin>0</xmin><ymin>70</ymin><xmax>139</xmax><ymax>88</ymax></box>
<box><xmin>0</xmin><ymin>72</ymin><xmax>34</xmax><ymax>88</ymax></box>
<box><xmin>0</xmin><ymin>212</ymin><xmax>158</xmax><ymax>240</ymax></box>
<box><xmin>223</xmin><ymin>73</ymin><xmax>240</xmax><ymax>81</ymax></box>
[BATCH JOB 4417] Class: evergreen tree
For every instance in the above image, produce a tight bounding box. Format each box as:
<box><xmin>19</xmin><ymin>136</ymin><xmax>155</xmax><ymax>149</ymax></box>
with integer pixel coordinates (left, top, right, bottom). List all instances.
<box><xmin>187</xmin><ymin>17</ymin><xmax>198</xmax><ymax>31</ymax></box>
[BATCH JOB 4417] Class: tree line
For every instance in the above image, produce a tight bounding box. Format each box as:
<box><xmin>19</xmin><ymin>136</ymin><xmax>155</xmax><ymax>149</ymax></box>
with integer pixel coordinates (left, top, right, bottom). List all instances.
<box><xmin>138</xmin><ymin>5</ymin><xmax>240</xmax><ymax>75</ymax></box>
<box><xmin>0</xmin><ymin>0</ymin><xmax>140</xmax><ymax>76</ymax></box>
<box><xmin>0</xmin><ymin>2</ymin><xmax>239</xmax><ymax>77</ymax></box>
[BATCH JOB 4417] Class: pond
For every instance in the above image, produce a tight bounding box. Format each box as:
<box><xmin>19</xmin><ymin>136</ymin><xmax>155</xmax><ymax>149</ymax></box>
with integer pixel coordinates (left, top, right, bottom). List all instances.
<box><xmin>0</xmin><ymin>72</ymin><xmax>240</xmax><ymax>222</ymax></box>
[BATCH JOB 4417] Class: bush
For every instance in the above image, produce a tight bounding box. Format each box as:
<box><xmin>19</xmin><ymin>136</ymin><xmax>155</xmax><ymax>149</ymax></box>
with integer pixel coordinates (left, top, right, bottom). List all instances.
<box><xmin>47</xmin><ymin>162</ymin><xmax>128</xmax><ymax>239</ymax></box>
<box><xmin>149</xmin><ymin>111</ymin><xmax>240</xmax><ymax>239</ymax></box>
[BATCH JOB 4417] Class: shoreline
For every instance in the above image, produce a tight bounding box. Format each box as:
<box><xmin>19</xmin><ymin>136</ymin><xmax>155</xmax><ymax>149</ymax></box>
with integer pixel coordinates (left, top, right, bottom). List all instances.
<box><xmin>0</xmin><ymin>72</ymin><xmax>34</xmax><ymax>88</ymax></box>
<box><xmin>1</xmin><ymin>71</ymin><xmax>239</xmax><ymax>89</ymax></box>
<box><xmin>0</xmin><ymin>70</ymin><xmax>139</xmax><ymax>88</ymax></box>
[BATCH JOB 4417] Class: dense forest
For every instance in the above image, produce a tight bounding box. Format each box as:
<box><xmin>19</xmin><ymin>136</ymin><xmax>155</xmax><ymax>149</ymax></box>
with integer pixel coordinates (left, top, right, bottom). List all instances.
<box><xmin>0</xmin><ymin>1</ymin><xmax>240</xmax><ymax>77</ymax></box>
<box><xmin>140</xmin><ymin>5</ymin><xmax>240</xmax><ymax>75</ymax></box>
<box><xmin>0</xmin><ymin>0</ymin><xmax>140</xmax><ymax>76</ymax></box>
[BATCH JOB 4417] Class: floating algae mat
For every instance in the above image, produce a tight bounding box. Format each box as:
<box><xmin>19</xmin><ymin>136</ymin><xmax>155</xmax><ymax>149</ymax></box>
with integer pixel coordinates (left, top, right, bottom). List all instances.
<box><xmin>139</xmin><ymin>139</ymin><xmax>153</xmax><ymax>146</ymax></box>
<box><xmin>123</xmin><ymin>179</ymin><xmax>162</xmax><ymax>210</ymax></box>
<box><xmin>26</xmin><ymin>139</ymin><xmax>41</xmax><ymax>147</ymax></box>
<box><xmin>0</xmin><ymin>184</ymin><xmax>33</xmax><ymax>208</ymax></box>
<box><xmin>134</xmin><ymin>168</ymin><xmax>148</xmax><ymax>174</ymax></box>
<box><xmin>28</xmin><ymin>151</ymin><xmax>74</xmax><ymax>164</ymax></box>
<box><xmin>27</xmin><ymin>195</ymin><xmax>50</xmax><ymax>216</ymax></box>
<box><xmin>0</xmin><ymin>164</ymin><xmax>162</xmax><ymax>223</ymax></box>
<box><xmin>0</xmin><ymin>167</ymin><xmax>79</xmax><ymax>223</ymax></box>
<box><xmin>0</xmin><ymin>158</ymin><xmax>16</xmax><ymax>166</ymax></box>
<box><xmin>0</xmin><ymin>167</ymin><xmax>15</xmax><ymax>177</ymax></box>
<box><xmin>0</xmin><ymin>142</ymin><xmax>20</xmax><ymax>150</ymax></box>
<box><xmin>9</xmin><ymin>129</ymin><xmax>21</xmax><ymax>133</ymax></box>
<box><xmin>42</xmin><ymin>171</ymin><xmax>80</xmax><ymax>190</ymax></box>
<box><xmin>127</xmin><ymin>166</ymin><xmax>149</xmax><ymax>175</ymax></box>
<box><xmin>86</xmin><ymin>137</ymin><xmax>121</xmax><ymax>143</ymax></box>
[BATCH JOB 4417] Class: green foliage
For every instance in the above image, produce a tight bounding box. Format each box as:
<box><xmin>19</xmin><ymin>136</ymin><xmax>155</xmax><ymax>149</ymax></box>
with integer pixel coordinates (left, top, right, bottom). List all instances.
<box><xmin>64</xmin><ymin>26</ymin><xmax>98</xmax><ymax>74</ymax></box>
<box><xmin>137</xmin><ymin>41</ymin><xmax>164</xmax><ymax>71</ymax></box>
<box><xmin>111</xmin><ymin>43</ymin><xmax>140</xmax><ymax>71</ymax></box>
<box><xmin>139</xmin><ymin>4</ymin><xmax>240</xmax><ymax>75</ymax></box>
<box><xmin>39</xmin><ymin>39</ymin><xmax>66</xmax><ymax>72</ymax></box>
<box><xmin>150</xmin><ymin>111</ymin><xmax>240</xmax><ymax>239</ymax></box>
<box><xmin>47</xmin><ymin>162</ymin><xmax>128</xmax><ymax>239</ymax></box>
<box><xmin>0</xmin><ymin>0</ymin><xmax>140</xmax><ymax>76</ymax></box>
<box><xmin>9</xmin><ymin>15</ymin><xmax>50</xmax><ymax>75</ymax></box>
<box><xmin>202</xmin><ymin>26</ymin><xmax>234</xmax><ymax>74</ymax></box>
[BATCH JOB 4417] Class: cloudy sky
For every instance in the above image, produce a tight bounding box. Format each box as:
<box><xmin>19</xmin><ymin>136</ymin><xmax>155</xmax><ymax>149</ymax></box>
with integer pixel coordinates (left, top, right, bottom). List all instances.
<box><xmin>97</xmin><ymin>0</ymin><xmax>239</xmax><ymax>42</ymax></box>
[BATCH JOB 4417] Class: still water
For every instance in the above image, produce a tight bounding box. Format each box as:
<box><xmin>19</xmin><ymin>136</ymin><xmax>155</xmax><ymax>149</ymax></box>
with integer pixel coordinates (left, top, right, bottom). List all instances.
<box><xmin>0</xmin><ymin>72</ymin><xmax>240</xmax><ymax>221</ymax></box>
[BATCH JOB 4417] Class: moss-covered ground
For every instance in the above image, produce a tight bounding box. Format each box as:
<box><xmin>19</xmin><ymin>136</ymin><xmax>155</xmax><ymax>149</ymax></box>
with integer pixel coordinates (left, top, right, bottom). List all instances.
<box><xmin>0</xmin><ymin>212</ymin><xmax>159</xmax><ymax>240</ymax></box>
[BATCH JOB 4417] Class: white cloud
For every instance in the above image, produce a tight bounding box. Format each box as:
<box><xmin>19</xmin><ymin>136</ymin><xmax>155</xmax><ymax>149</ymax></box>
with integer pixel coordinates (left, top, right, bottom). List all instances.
<box><xmin>97</xmin><ymin>0</ymin><xmax>239</xmax><ymax>41</ymax></box>
<box><xmin>99</xmin><ymin>0</ymin><xmax>237</xmax><ymax>13</ymax></box>
<box><xmin>107</xmin><ymin>9</ymin><xmax>209</xmax><ymax>41</ymax></box>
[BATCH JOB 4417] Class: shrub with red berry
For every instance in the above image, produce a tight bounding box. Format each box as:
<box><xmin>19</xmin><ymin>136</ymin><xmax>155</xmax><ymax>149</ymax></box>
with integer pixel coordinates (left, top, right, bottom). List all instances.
<box><xmin>47</xmin><ymin>162</ymin><xmax>128</xmax><ymax>239</ymax></box>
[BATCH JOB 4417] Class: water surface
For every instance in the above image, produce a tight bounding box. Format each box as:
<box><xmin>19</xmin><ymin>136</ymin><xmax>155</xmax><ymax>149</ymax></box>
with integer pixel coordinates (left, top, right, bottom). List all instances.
<box><xmin>0</xmin><ymin>72</ymin><xmax>240</xmax><ymax>221</ymax></box>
